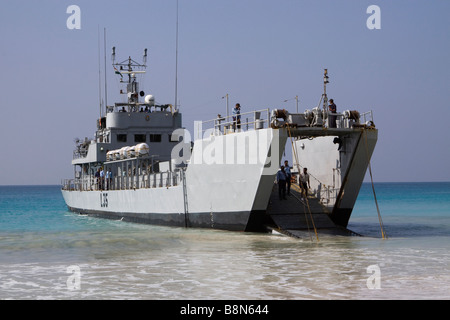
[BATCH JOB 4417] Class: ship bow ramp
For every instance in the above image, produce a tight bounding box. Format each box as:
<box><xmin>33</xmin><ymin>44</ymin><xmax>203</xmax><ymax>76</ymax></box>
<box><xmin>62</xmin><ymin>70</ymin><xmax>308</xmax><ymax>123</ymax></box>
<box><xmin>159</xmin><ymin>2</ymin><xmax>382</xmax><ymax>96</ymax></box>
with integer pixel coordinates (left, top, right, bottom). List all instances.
<box><xmin>266</xmin><ymin>133</ymin><xmax>376</xmax><ymax>237</ymax></box>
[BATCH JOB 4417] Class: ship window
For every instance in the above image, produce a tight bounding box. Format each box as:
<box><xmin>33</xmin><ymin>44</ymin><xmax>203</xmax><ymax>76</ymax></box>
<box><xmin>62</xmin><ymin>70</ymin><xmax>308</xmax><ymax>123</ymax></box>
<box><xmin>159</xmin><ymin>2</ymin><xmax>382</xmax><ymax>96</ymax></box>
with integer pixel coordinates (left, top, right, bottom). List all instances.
<box><xmin>150</xmin><ymin>134</ymin><xmax>162</xmax><ymax>143</ymax></box>
<box><xmin>117</xmin><ymin>134</ymin><xmax>127</xmax><ymax>142</ymax></box>
<box><xmin>134</xmin><ymin>134</ymin><xmax>146</xmax><ymax>143</ymax></box>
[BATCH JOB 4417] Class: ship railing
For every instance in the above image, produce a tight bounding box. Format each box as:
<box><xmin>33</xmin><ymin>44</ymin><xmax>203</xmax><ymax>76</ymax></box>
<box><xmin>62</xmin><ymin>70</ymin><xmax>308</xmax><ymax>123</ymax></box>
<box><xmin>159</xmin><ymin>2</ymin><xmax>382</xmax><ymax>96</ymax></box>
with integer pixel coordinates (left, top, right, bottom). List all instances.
<box><xmin>313</xmin><ymin>184</ymin><xmax>339</xmax><ymax>207</ymax></box>
<box><xmin>271</xmin><ymin>108</ymin><xmax>374</xmax><ymax>129</ymax></box>
<box><xmin>325</xmin><ymin>110</ymin><xmax>374</xmax><ymax>129</ymax></box>
<box><xmin>61</xmin><ymin>177</ymin><xmax>97</xmax><ymax>191</ymax></box>
<box><xmin>73</xmin><ymin>149</ymin><xmax>88</xmax><ymax>159</ymax></box>
<box><xmin>360</xmin><ymin>110</ymin><xmax>374</xmax><ymax>124</ymax></box>
<box><xmin>199</xmin><ymin>109</ymin><xmax>271</xmax><ymax>137</ymax></box>
<box><xmin>62</xmin><ymin>179</ymin><xmax>74</xmax><ymax>190</ymax></box>
<box><xmin>106</xmin><ymin>103</ymin><xmax>174</xmax><ymax>114</ymax></box>
<box><xmin>61</xmin><ymin>178</ymin><xmax>92</xmax><ymax>191</ymax></box>
<box><xmin>100</xmin><ymin>170</ymin><xmax>181</xmax><ymax>190</ymax></box>
<box><xmin>62</xmin><ymin>170</ymin><xmax>183</xmax><ymax>192</ymax></box>
<box><xmin>113</xmin><ymin>170</ymin><xmax>181</xmax><ymax>190</ymax></box>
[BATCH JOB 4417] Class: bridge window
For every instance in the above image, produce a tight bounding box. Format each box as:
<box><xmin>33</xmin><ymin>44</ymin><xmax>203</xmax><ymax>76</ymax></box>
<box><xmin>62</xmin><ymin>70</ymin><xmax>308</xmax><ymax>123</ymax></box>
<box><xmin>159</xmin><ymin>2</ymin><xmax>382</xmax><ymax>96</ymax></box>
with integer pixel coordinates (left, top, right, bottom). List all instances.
<box><xmin>150</xmin><ymin>134</ymin><xmax>162</xmax><ymax>143</ymax></box>
<box><xmin>117</xmin><ymin>134</ymin><xmax>127</xmax><ymax>143</ymax></box>
<box><xmin>134</xmin><ymin>134</ymin><xmax>146</xmax><ymax>143</ymax></box>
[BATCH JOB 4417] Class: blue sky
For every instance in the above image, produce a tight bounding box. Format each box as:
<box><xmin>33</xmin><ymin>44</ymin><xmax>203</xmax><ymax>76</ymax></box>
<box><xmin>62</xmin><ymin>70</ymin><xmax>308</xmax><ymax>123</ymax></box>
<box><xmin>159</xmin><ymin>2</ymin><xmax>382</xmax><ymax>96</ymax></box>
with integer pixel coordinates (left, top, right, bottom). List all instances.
<box><xmin>0</xmin><ymin>0</ymin><xmax>449</xmax><ymax>184</ymax></box>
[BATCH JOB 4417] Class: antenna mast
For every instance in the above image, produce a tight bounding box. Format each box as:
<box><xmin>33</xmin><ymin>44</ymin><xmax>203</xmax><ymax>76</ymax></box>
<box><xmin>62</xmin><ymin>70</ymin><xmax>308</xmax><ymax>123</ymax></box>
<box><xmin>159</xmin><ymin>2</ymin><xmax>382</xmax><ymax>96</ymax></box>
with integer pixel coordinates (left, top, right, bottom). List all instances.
<box><xmin>174</xmin><ymin>0</ymin><xmax>179</xmax><ymax>109</ymax></box>
<box><xmin>323</xmin><ymin>69</ymin><xmax>329</xmax><ymax>113</ymax></box>
<box><xmin>112</xmin><ymin>48</ymin><xmax>147</xmax><ymax>109</ymax></box>
<box><xmin>104</xmin><ymin>28</ymin><xmax>108</xmax><ymax>115</ymax></box>
<box><xmin>97</xmin><ymin>26</ymin><xmax>102</xmax><ymax>119</ymax></box>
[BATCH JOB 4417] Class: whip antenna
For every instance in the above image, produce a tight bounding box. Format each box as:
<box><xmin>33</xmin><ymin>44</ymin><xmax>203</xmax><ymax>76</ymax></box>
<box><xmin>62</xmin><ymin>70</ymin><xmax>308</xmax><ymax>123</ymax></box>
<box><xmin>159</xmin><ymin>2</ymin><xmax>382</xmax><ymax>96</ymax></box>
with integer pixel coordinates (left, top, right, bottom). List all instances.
<box><xmin>174</xmin><ymin>0</ymin><xmax>179</xmax><ymax>109</ymax></box>
<box><xmin>104</xmin><ymin>28</ymin><xmax>108</xmax><ymax>113</ymax></box>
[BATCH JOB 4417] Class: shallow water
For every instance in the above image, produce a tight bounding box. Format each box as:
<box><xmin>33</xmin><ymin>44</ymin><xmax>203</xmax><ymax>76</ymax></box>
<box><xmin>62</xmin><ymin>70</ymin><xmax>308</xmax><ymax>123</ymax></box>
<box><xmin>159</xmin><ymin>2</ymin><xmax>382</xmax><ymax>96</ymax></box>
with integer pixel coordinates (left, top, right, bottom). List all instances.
<box><xmin>0</xmin><ymin>183</ymin><xmax>449</xmax><ymax>300</ymax></box>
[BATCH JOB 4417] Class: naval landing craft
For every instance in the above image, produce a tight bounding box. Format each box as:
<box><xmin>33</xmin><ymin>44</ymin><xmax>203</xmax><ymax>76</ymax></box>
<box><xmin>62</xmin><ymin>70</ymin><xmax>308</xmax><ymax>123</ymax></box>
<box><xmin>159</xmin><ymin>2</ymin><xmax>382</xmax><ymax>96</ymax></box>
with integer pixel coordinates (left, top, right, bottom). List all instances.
<box><xmin>61</xmin><ymin>51</ymin><xmax>377</xmax><ymax>238</ymax></box>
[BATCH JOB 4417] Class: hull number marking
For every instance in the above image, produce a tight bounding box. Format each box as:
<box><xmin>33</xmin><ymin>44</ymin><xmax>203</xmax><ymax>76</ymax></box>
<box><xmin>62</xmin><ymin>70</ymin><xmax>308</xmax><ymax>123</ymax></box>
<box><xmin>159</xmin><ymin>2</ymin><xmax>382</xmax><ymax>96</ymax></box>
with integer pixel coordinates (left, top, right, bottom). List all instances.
<box><xmin>100</xmin><ymin>193</ymin><xmax>108</xmax><ymax>208</ymax></box>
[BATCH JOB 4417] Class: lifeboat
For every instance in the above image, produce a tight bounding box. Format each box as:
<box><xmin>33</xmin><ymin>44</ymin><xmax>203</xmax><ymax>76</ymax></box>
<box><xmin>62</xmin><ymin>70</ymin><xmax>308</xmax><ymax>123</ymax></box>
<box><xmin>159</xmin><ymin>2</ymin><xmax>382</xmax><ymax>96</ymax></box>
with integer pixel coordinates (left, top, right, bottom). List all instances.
<box><xmin>135</xmin><ymin>143</ymin><xmax>149</xmax><ymax>156</ymax></box>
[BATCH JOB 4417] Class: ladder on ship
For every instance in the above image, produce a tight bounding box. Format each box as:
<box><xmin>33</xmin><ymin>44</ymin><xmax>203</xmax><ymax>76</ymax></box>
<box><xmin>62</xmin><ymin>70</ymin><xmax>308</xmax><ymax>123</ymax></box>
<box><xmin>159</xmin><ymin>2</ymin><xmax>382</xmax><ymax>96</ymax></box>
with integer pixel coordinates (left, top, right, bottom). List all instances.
<box><xmin>181</xmin><ymin>168</ymin><xmax>190</xmax><ymax>227</ymax></box>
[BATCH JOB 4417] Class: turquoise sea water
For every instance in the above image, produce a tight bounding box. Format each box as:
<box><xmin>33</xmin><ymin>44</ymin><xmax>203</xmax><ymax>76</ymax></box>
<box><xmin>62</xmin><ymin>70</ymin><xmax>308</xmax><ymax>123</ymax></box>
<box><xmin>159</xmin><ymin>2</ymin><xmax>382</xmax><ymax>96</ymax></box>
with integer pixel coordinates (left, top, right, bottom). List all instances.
<box><xmin>0</xmin><ymin>182</ymin><xmax>449</xmax><ymax>300</ymax></box>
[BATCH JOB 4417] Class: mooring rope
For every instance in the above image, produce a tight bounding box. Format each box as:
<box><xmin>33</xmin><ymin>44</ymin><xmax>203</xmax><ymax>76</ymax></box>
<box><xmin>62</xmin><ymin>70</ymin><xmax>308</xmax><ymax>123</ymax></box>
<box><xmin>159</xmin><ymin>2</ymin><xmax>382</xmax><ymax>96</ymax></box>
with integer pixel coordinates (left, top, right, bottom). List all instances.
<box><xmin>291</xmin><ymin>184</ymin><xmax>313</xmax><ymax>242</ymax></box>
<box><xmin>287</xmin><ymin>125</ymin><xmax>319</xmax><ymax>242</ymax></box>
<box><xmin>362</xmin><ymin>129</ymin><xmax>387</xmax><ymax>239</ymax></box>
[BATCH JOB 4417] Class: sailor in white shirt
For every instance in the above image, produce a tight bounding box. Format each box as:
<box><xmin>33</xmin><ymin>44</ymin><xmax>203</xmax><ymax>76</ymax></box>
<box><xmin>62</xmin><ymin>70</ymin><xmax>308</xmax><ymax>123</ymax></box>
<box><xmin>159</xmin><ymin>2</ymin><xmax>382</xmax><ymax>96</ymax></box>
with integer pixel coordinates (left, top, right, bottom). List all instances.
<box><xmin>299</xmin><ymin>167</ymin><xmax>310</xmax><ymax>200</ymax></box>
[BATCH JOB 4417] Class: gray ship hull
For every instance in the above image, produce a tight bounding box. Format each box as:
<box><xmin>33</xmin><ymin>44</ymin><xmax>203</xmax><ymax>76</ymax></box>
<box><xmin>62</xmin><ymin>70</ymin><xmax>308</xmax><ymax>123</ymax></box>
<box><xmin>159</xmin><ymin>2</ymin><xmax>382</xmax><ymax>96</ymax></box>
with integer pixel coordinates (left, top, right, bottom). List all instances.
<box><xmin>65</xmin><ymin>203</ymin><xmax>266</xmax><ymax>232</ymax></box>
<box><xmin>62</xmin><ymin>126</ymin><xmax>377</xmax><ymax>236</ymax></box>
<box><xmin>62</xmin><ymin>128</ymin><xmax>287</xmax><ymax>232</ymax></box>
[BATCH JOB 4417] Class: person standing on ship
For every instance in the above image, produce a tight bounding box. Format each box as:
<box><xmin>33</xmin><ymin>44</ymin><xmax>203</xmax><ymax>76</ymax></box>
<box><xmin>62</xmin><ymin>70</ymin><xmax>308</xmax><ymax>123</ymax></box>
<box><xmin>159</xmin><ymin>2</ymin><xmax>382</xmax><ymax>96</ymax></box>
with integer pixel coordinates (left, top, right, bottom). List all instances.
<box><xmin>276</xmin><ymin>166</ymin><xmax>287</xmax><ymax>200</ymax></box>
<box><xmin>328</xmin><ymin>99</ymin><xmax>337</xmax><ymax>128</ymax></box>
<box><xmin>99</xmin><ymin>167</ymin><xmax>105</xmax><ymax>190</ymax></box>
<box><xmin>299</xmin><ymin>167</ymin><xmax>310</xmax><ymax>201</ymax></box>
<box><xmin>106</xmin><ymin>168</ymin><xmax>112</xmax><ymax>190</ymax></box>
<box><xmin>232</xmin><ymin>103</ymin><xmax>241</xmax><ymax>131</ymax></box>
<box><xmin>284</xmin><ymin>160</ymin><xmax>292</xmax><ymax>196</ymax></box>
<box><xmin>95</xmin><ymin>168</ymin><xmax>101</xmax><ymax>190</ymax></box>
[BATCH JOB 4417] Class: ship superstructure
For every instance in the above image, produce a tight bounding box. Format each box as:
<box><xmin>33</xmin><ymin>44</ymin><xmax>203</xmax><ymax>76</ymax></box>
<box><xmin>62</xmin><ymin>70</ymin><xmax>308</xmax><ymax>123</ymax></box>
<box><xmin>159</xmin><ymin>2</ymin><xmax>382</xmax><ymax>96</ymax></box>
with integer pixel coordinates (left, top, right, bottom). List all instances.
<box><xmin>62</xmin><ymin>53</ymin><xmax>377</xmax><ymax>238</ymax></box>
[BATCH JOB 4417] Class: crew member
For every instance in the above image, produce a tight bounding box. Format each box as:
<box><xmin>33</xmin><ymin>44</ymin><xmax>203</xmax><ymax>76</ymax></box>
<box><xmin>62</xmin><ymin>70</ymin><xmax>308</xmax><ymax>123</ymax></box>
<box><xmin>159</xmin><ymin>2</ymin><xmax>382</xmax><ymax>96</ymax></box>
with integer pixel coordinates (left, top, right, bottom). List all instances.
<box><xmin>299</xmin><ymin>167</ymin><xmax>310</xmax><ymax>201</ymax></box>
<box><xmin>232</xmin><ymin>103</ymin><xmax>241</xmax><ymax>131</ymax></box>
<box><xmin>284</xmin><ymin>160</ymin><xmax>292</xmax><ymax>196</ymax></box>
<box><xmin>277</xmin><ymin>166</ymin><xmax>287</xmax><ymax>200</ymax></box>
<box><xmin>328</xmin><ymin>99</ymin><xmax>337</xmax><ymax>128</ymax></box>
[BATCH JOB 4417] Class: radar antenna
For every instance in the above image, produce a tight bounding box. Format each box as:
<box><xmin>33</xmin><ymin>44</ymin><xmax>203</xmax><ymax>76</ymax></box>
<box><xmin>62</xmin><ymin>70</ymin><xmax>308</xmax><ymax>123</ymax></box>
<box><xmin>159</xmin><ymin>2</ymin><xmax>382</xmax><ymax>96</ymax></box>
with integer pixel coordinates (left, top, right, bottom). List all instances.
<box><xmin>111</xmin><ymin>48</ymin><xmax>148</xmax><ymax>105</ymax></box>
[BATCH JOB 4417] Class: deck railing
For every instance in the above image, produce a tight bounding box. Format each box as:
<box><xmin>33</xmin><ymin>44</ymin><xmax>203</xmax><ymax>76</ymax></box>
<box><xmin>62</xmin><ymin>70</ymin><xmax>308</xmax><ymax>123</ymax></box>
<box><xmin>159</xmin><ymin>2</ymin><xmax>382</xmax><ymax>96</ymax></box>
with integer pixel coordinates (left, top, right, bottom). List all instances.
<box><xmin>62</xmin><ymin>169</ymin><xmax>183</xmax><ymax>191</ymax></box>
<box><xmin>197</xmin><ymin>109</ymin><xmax>271</xmax><ymax>138</ymax></box>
